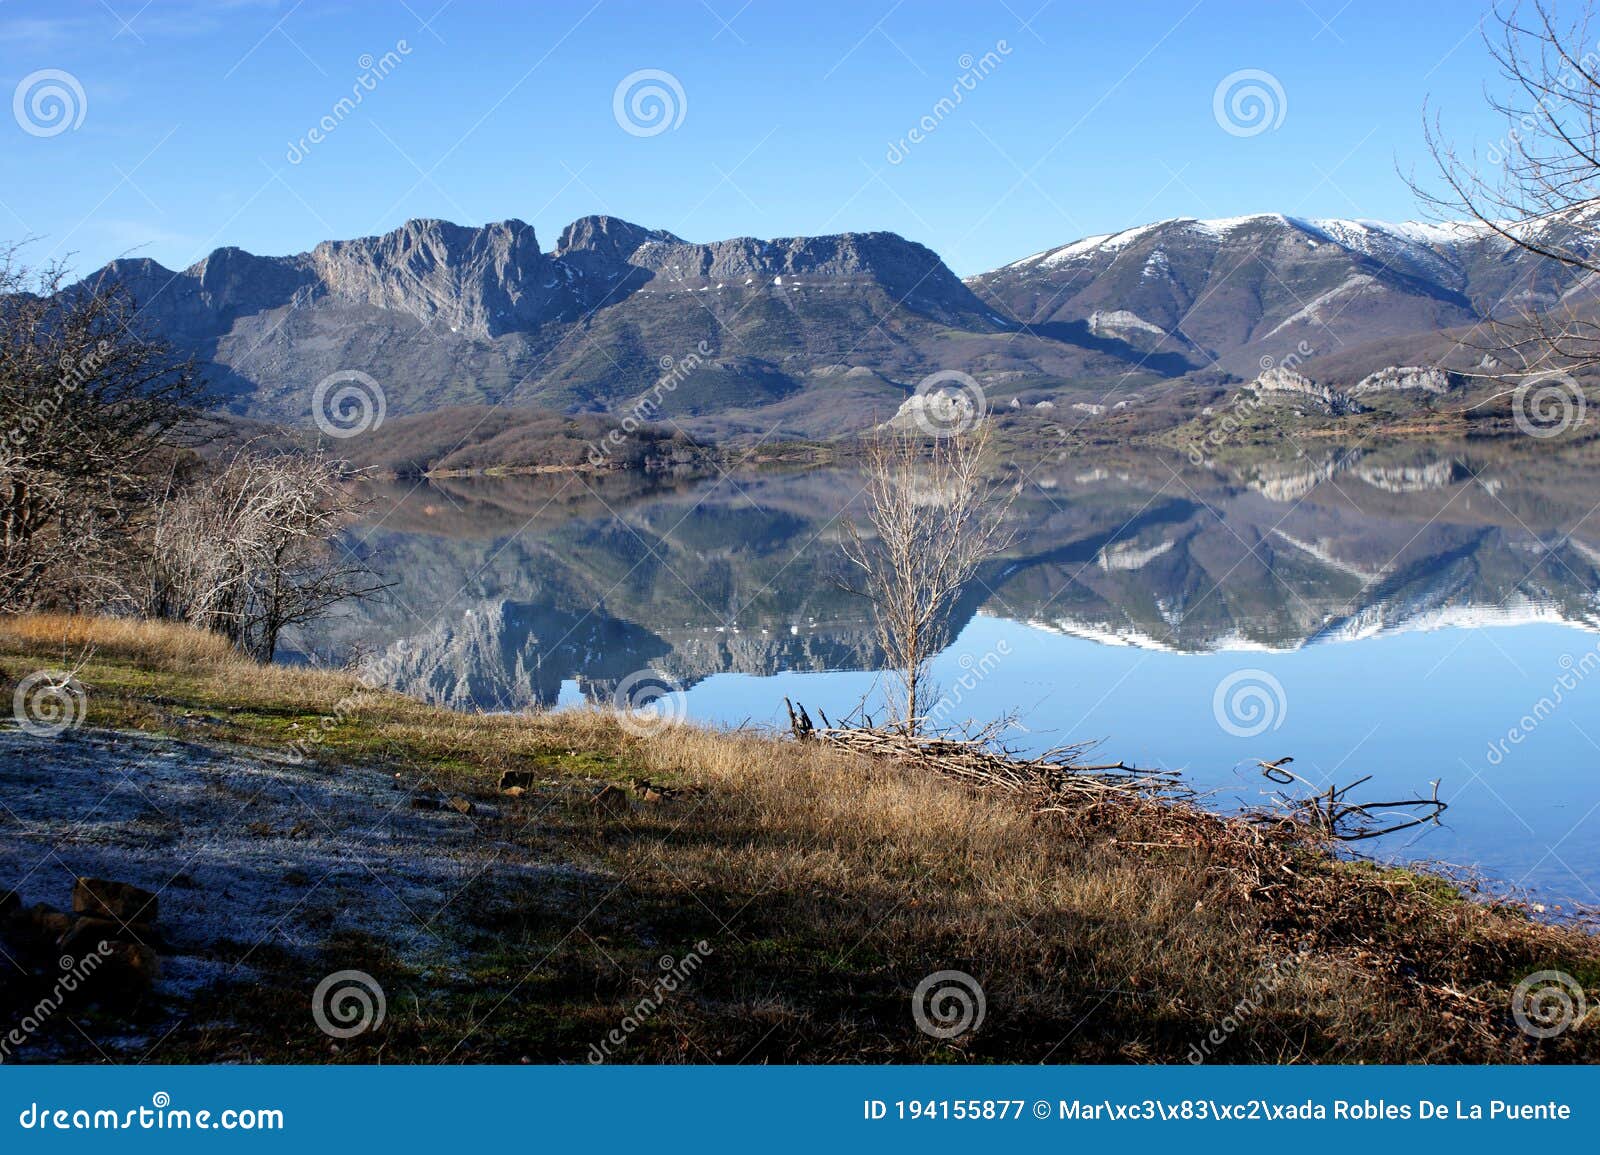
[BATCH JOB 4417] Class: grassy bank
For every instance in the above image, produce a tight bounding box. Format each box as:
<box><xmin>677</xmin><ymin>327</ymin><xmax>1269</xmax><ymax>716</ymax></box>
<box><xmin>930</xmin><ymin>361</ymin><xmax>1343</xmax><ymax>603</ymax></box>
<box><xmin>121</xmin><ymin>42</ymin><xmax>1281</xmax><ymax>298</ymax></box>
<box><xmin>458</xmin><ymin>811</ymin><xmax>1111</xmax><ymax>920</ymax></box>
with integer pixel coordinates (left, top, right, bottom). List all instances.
<box><xmin>2</xmin><ymin>613</ymin><xmax>1597</xmax><ymax>1064</ymax></box>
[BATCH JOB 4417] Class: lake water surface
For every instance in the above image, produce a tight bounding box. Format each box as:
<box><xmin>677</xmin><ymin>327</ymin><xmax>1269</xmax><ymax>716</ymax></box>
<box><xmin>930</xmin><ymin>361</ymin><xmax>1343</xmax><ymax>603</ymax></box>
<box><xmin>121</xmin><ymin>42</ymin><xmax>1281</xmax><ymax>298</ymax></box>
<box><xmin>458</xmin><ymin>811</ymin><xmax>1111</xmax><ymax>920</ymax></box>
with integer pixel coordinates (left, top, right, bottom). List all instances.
<box><xmin>291</xmin><ymin>444</ymin><xmax>1600</xmax><ymax>908</ymax></box>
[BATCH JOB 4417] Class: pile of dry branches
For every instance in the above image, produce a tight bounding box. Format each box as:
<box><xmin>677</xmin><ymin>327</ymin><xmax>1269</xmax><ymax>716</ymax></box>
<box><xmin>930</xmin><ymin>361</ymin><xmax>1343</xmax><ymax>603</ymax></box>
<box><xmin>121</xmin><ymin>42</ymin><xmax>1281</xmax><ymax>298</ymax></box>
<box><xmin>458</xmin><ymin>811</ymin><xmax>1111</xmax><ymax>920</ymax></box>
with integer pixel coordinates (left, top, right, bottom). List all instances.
<box><xmin>782</xmin><ymin>700</ymin><xmax>1465</xmax><ymax>914</ymax></box>
<box><xmin>784</xmin><ymin>698</ymin><xmax>1188</xmax><ymax>807</ymax></box>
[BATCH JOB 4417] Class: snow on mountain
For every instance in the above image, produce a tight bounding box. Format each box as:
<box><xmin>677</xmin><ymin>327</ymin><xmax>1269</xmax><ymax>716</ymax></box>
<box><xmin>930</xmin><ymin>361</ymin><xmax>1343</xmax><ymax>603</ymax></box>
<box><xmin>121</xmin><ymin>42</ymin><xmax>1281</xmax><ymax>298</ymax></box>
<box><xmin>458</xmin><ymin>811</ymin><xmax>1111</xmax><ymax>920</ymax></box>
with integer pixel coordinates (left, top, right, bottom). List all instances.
<box><xmin>1006</xmin><ymin>214</ymin><xmax>1495</xmax><ymax>272</ymax></box>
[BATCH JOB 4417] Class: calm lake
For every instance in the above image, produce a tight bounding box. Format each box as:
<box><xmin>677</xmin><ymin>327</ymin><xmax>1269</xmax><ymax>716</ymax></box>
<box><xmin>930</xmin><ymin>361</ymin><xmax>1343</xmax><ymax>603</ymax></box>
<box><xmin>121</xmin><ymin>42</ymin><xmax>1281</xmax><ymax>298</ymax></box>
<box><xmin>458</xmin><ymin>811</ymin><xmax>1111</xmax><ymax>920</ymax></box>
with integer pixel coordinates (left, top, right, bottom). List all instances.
<box><xmin>290</xmin><ymin>444</ymin><xmax>1600</xmax><ymax>908</ymax></box>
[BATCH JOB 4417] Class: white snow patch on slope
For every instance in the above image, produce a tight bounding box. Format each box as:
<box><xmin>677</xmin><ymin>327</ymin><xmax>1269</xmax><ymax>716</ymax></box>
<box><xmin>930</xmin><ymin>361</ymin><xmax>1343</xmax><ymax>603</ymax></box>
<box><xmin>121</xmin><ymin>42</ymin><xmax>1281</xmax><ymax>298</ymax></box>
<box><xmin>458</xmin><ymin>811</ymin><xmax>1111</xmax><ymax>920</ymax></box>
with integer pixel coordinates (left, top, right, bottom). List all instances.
<box><xmin>1260</xmin><ymin>273</ymin><xmax>1382</xmax><ymax>340</ymax></box>
<box><xmin>1088</xmin><ymin>308</ymin><xmax>1166</xmax><ymax>337</ymax></box>
<box><xmin>1007</xmin><ymin>220</ymin><xmax>1174</xmax><ymax>268</ymax></box>
<box><xmin>1270</xmin><ymin>529</ymin><xmax>1383</xmax><ymax>579</ymax></box>
<box><xmin>1095</xmin><ymin>538</ymin><xmax>1176</xmax><ymax>571</ymax></box>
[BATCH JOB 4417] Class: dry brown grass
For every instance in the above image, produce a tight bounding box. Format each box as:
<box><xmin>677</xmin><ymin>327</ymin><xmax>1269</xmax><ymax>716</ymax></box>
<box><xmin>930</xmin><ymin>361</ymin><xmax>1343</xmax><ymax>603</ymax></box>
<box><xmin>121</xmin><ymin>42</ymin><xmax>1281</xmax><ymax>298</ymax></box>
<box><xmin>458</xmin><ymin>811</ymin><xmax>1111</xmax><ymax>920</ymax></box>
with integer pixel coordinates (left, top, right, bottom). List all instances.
<box><xmin>3</xmin><ymin>612</ymin><xmax>1599</xmax><ymax>1063</ymax></box>
<box><xmin>3</xmin><ymin>611</ymin><xmax>240</xmax><ymax>669</ymax></box>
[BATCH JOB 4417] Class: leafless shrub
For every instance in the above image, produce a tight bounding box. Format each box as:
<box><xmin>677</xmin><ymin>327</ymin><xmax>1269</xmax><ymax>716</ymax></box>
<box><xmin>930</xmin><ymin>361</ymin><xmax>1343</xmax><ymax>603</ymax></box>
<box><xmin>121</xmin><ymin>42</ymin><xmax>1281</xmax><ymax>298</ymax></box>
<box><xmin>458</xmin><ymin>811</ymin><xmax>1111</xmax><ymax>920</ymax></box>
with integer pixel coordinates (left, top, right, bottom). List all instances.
<box><xmin>841</xmin><ymin>424</ymin><xmax>1015</xmax><ymax>735</ymax></box>
<box><xmin>125</xmin><ymin>448</ymin><xmax>384</xmax><ymax>660</ymax></box>
<box><xmin>0</xmin><ymin>247</ymin><xmax>206</xmax><ymax>607</ymax></box>
<box><xmin>1417</xmin><ymin>1</ymin><xmax>1600</xmax><ymax>376</ymax></box>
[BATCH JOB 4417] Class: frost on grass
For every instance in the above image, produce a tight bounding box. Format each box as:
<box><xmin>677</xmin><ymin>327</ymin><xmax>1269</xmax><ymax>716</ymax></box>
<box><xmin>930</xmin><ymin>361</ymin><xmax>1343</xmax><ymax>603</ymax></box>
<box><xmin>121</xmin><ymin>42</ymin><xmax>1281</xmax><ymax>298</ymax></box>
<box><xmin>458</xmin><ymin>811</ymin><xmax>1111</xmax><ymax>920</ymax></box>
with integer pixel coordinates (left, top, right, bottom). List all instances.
<box><xmin>0</xmin><ymin>727</ymin><xmax>584</xmax><ymax>1004</ymax></box>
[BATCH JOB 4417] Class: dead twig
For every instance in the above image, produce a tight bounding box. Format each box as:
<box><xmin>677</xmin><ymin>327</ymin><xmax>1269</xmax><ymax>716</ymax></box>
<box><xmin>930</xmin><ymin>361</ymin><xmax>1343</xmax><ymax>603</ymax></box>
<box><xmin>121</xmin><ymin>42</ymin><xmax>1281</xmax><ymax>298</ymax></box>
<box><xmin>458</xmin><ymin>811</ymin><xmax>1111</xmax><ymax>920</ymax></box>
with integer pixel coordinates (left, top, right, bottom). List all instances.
<box><xmin>1254</xmin><ymin>759</ymin><xmax>1448</xmax><ymax>842</ymax></box>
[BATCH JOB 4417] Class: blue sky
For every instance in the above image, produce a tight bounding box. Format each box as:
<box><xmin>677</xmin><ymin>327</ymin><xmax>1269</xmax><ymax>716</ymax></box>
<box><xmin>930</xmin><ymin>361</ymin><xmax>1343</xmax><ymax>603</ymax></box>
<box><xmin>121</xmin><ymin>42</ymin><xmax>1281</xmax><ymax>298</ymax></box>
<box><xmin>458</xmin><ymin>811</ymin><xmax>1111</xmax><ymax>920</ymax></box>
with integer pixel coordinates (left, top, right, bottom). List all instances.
<box><xmin>0</xmin><ymin>0</ymin><xmax>1509</xmax><ymax>277</ymax></box>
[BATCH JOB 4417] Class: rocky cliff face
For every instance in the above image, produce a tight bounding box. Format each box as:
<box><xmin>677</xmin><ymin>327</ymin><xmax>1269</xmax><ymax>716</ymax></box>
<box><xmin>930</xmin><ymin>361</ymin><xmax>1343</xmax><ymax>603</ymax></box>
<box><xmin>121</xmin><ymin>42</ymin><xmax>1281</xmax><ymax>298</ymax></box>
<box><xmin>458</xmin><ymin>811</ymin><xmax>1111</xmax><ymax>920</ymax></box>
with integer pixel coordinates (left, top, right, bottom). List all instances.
<box><xmin>308</xmin><ymin>218</ymin><xmax>568</xmax><ymax>338</ymax></box>
<box><xmin>85</xmin><ymin>214</ymin><xmax>1044</xmax><ymax>431</ymax></box>
<box><xmin>625</xmin><ymin>230</ymin><xmax>983</xmax><ymax>310</ymax></box>
<box><xmin>1246</xmin><ymin>367</ymin><xmax>1363</xmax><ymax>416</ymax></box>
<box><xmin>1350</xmin><ymin>365</ymin><xmax>1454</xmax><ymax>396</ymax></box>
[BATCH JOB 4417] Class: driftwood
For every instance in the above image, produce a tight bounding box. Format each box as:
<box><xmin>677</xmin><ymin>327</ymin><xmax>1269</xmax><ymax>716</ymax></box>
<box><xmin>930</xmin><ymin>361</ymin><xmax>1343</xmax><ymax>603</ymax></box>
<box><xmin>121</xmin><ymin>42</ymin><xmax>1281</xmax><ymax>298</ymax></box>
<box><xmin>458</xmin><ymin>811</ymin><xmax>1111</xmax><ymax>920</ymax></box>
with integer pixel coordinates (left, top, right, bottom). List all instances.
<box><xmin>783</xmin><ymin>698</ymin><xmax>1188</xmax><ymax>806</ymax></box>
<box><xmin>1254</xmin><ymin>757</ymin><xmax>1448</xmax><ymax>842</ymax></box>
<box><xmin>784</xmin><ymin>700</ymin><xmax>1448</xmax><ymax>851</ymax></box>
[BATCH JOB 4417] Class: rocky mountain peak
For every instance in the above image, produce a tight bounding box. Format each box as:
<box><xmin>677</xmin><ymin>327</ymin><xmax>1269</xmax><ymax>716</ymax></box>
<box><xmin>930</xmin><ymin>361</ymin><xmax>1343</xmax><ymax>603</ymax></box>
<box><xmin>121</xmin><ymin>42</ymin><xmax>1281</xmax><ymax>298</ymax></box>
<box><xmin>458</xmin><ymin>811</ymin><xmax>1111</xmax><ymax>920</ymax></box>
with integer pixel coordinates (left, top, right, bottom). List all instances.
<box><xmin>625</xmin><ymin>229</ymin><xmax>993</xmax><ymax>319</ymax></box>
<box><xmin>310</xmin><ymin>217</ymin><xmax>553</xmax><ymax>337</ymax></box>
<box><xmin>553</xmin><ymin>215</ymin><xmax>682</xmax><ymax>261</ymax></box>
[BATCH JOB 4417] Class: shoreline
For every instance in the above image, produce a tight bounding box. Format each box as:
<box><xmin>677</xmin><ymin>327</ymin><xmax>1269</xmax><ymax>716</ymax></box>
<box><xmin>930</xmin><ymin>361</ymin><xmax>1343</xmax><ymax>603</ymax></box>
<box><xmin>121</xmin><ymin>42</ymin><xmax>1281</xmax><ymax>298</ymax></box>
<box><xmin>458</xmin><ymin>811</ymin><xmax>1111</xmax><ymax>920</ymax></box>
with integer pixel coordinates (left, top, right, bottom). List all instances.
<box><xmin>2</xmin><ymin>613</ymin><xmax>1597</xmax><ymax>1064</ymax></box>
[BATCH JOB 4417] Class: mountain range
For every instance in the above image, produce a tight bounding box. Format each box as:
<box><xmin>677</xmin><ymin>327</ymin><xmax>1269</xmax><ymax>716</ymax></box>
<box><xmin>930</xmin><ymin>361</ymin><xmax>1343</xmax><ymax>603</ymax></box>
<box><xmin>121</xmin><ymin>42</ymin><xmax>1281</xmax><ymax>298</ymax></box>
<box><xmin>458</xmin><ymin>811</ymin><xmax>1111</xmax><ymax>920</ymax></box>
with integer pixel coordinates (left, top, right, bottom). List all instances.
<box><xmin>84</xmin><ymin>209</ymin><xmax>1600</xmax><ymax>443</ymax></box>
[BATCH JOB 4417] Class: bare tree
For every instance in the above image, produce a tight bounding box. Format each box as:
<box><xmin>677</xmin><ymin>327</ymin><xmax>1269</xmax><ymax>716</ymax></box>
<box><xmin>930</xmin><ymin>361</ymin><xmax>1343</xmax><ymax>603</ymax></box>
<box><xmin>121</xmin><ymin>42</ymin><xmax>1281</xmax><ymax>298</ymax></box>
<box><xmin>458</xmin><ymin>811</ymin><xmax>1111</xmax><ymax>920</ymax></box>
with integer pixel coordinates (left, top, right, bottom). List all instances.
<box><xmin>842</xmin><ymin>423</ymin><xmax>1015</xmax><ymax>735</ymax></box>
<box><xmin>127</xmin><ymin>448</ymin><xmax>383</xmax><ymax>661</ymax></box>
<box><xmin>0</xmin><ymin>248</ymin><xmax>207</xmax><ymax>607</ymax></box>
<box><xmin>1418</xmin><ymin>1</ymin><xmax>1600</xmax><ymax>376</ymax></box>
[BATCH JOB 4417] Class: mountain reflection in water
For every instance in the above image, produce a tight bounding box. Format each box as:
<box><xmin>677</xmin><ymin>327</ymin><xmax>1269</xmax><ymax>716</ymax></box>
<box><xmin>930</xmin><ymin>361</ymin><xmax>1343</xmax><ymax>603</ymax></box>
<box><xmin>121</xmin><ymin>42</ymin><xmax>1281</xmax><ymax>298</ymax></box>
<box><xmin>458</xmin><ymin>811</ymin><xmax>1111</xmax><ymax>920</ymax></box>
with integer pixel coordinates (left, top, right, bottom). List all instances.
<box><xmin>287</xmin><ymin>443</ymin><xmax>1600</xmax><ymax>905</ymax></box>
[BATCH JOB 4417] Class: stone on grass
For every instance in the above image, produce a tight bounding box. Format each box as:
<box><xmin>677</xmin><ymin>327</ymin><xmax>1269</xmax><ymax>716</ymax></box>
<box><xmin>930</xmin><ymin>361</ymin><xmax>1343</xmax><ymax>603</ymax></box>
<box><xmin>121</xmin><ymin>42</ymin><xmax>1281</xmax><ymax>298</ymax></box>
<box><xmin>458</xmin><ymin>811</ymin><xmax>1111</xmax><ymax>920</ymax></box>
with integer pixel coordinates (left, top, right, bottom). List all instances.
<box><xmin>72</xmin><ymin>877</ymin><xmax>157</xmax><ymax>926</ymax></box>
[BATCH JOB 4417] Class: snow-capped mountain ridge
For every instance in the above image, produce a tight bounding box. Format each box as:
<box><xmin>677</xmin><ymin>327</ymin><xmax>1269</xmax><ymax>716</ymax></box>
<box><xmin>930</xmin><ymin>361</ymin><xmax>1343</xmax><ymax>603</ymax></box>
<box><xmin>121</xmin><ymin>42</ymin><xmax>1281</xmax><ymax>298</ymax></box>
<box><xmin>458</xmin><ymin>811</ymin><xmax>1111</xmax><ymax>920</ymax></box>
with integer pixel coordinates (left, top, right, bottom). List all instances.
<box><xmin>999</xmin><ymin>214</ymin><xmax>1497</xmax><ymax>272</ymax></box>
<box><xmin>967</xmin><ymin>206</ymin><xmax>1600</xmax><ymax>383</ymax></box>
